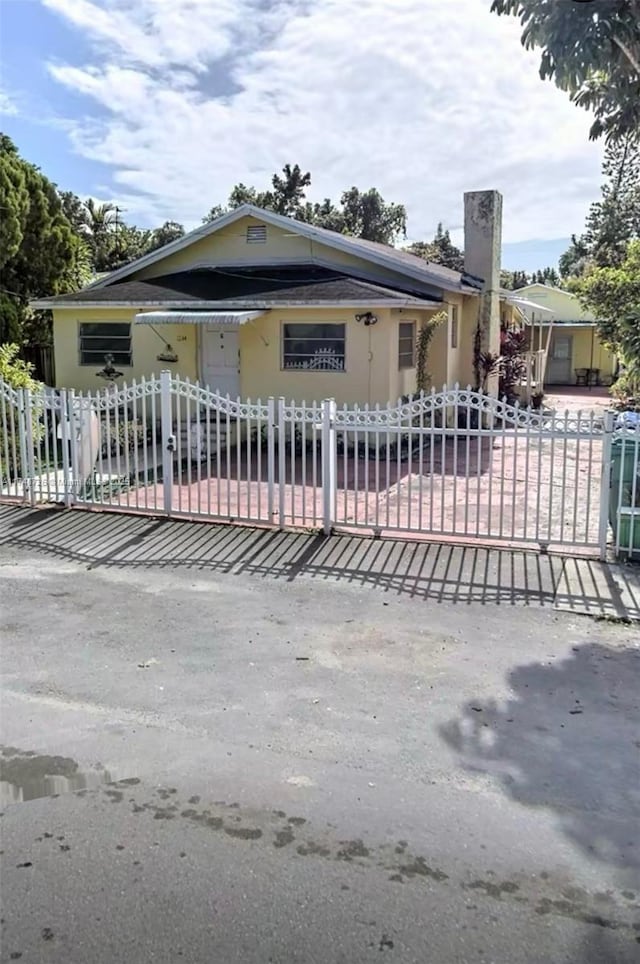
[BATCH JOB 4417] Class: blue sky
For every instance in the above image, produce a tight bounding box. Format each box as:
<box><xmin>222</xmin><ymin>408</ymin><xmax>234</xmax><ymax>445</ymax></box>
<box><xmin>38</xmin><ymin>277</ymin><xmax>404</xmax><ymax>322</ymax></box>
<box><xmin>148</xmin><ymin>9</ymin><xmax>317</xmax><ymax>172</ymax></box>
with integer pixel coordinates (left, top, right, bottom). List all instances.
<box><xmin>0</xmin><ymin>0</ymin><xmax>603</xmax><ymax>272</ymax></box>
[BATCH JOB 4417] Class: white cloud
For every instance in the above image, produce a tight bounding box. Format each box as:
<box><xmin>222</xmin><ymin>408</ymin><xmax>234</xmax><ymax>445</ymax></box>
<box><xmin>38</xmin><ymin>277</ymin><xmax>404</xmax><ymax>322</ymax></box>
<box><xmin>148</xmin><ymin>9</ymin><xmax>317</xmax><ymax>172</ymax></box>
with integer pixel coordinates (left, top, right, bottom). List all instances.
<box><xmin>0</xmin><ymin>89</ymin><xmax>19</xmax><ymax>116</ymax></box>
<box><xmin>43</xmin><ymin>0</ymin><xmax>603</xmax><ymax>243</ymax></box>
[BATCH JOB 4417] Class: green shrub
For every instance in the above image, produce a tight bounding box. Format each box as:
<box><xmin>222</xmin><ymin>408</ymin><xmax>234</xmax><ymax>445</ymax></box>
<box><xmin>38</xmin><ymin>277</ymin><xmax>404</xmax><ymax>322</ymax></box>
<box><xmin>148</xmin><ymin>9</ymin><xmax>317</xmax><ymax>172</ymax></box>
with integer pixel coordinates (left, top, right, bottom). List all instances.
<box><xmin>610</xmin><ymin>370</ymin><xmax>640</xmax><ymax>412</ymax></box>
<box><xmin>100</xmin><ymin>418</ymin><xmax>149</xmax><ymax>458</ymax></box>
<box><xmin>0</xmin><ymin>343</ymin><xmax>43</xmax><ymax>481</ymax></box>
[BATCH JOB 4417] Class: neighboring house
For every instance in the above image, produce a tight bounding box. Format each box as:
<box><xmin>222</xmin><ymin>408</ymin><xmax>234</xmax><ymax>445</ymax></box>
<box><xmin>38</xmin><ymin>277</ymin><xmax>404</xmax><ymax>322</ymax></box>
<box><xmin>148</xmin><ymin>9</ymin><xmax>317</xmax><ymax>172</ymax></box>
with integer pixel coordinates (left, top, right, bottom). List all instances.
<box><xmin>515</xmin><ymin>283</ymin><xmax>617</xmax><ymax>387</ymax></box>
<box><xmin>33</xmin><ymin>191</ymin><xmax>508</xmax><ymax>405</ymax></box>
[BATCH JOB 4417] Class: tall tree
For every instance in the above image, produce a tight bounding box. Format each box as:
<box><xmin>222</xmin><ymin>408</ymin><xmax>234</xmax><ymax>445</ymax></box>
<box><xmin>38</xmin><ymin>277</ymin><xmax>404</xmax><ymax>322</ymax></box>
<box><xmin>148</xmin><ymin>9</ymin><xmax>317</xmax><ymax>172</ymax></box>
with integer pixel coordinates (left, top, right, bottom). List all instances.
<box><xmin>299</xmin><ymin>198</ymin><xmax>346</xmax><ymax>233</ymax></box>
<box><xmin>578</xmin><ymin>240</ymin><xmax>640</xmax><ymax>403</ymax></box>
<box><xmin>559</xmin><ymin>132</ymin><xmax>640</xmax><ymax>280</ymax></box>
<box><xmin>491</xmin><ymin>0</ymin><xmax>640</xmax><ymax>141</ymax></box>
<box><xmin>0</xmin><ymin>133</ymin><xmax>30</xmax><ymax>269</ymax></box>
<box><xmin>531</xmin><ymin>266</ymin><xmax>560</xmax><ymax>286</ymax></box>
<box><xmin>270</xmin><ymin>163</ymin><xmax>311</xmax><ymax>216</ymax></box>
<box><xmin>147</xmin><ymin>220</ymin><xmax>185</xmax><ymax>253</ymax></box>
<box><xmin>337</xmin><ymin>187</ymin><xmax>406</xmax><ymax>245</ymax></box>
<box><xmin>202</xmin><ymin>165</ymin><xmax>407</xmax><ymax>245</ymax></box>
<box><xmin>0</xmin><ymin>135</ymin><xmax>88</xmax><ymax>345</ymax></box>
<box><xmin>405</xmin><ymin>222</ymin><xmax>463</xmax><ymax>271</ymax></box>
<box><xmin>82</xmin><ymin>198</ymin><xmax>117</xmax><ymax>272</ymax></box>
<box><xmin>59</xmin><ymin>190</ymin><xmax>88</xmax><ymax>235</ymax></box>
<box><xmin>500</xmin><ymin>269</ymin><xmax>530</xmax><ymax>290</ymax></box>
<box><xmin>559</xmin><ymin>234</ymin><xmax>591</xmax><ymax>279</ymax></box>
<box><xmin>584</xmin><ymin>132</ymin><xmax>640</xmax><ymax>266</ymax></box>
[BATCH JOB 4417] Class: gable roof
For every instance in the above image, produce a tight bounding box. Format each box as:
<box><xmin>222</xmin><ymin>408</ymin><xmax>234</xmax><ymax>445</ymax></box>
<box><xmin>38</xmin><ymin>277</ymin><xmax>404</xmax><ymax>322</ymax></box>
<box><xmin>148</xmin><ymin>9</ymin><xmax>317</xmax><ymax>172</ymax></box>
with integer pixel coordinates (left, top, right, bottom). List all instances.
<box><xmin>32</xmin><ymin>266</ymin><xmax>442</xmax><ymax>310</ymax></box>
<box><xmin>512</xmin><ymin>282</ymin><xmax>598</xmax><ymax>322</ymax></box>
<box><xmin>516</xmin><ymin>282</ymin><xmax>576</xmax><ymax>297</ymax></box>
<box><xmin>86</xmin><ymin>204</ymin><xmax>481</xmax><ymax>296</ymax></box>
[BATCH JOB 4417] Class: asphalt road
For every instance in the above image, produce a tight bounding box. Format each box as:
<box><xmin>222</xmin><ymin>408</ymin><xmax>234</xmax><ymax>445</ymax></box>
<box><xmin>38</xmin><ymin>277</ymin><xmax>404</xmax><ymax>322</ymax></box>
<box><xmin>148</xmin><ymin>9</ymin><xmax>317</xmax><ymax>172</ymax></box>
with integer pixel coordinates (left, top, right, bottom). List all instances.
<box><xmin>1</xmin><ymin>514</ymin><xmax>639</xmax><ymax>963</ymax></box>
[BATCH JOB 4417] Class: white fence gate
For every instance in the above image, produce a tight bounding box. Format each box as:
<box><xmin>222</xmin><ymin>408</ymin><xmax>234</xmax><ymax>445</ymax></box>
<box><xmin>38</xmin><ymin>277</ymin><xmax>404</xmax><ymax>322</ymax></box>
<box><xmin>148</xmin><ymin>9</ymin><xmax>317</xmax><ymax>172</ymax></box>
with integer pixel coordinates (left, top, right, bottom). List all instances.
<box><xmin>2</xmin><ymin>375</ymin><xmax>639</xmax><ymax>559</ymax></box>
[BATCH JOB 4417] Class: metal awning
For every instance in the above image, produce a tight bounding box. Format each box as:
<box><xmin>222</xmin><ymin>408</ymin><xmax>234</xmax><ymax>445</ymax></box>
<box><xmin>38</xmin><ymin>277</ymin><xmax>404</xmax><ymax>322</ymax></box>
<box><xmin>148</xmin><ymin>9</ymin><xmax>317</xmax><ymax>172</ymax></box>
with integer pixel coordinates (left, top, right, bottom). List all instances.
<box><xmin>135</xmin><ymin>310</ymin><xmax>268</xmax><ymax>326</ymax></box>
<box><xmin>506</xmin><ymin>297</ymin><xmax>554</xmax><ymax>313</ymax></box>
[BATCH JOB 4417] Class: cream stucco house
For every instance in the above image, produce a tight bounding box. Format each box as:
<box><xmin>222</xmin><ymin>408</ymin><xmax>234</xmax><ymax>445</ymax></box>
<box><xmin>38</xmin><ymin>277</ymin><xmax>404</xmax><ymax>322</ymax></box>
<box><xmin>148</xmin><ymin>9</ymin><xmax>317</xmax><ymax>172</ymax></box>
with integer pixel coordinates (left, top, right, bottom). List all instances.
<box><xmin>34</xmin><ymin>191</ymin><xmax>513</xmax><ymax>405</ymax></box>
<box><xmin>516</xmin><ymin>282</ymin><xmax>618</xmax><ymax>387</ymax></box>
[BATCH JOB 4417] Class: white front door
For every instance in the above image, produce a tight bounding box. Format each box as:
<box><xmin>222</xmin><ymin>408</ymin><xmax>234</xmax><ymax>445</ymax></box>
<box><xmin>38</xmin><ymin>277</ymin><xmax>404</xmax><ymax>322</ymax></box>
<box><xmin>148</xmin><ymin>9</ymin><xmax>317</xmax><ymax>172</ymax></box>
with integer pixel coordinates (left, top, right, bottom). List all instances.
<box><xmin>202</xmin><ymin>326</ymin><xmax>240</xmax><ymax>396</ymax></box>
<box><xmin>547</xmin><ymin>334</ymin><xmax>573</xmax><ymax>385</ymax></box>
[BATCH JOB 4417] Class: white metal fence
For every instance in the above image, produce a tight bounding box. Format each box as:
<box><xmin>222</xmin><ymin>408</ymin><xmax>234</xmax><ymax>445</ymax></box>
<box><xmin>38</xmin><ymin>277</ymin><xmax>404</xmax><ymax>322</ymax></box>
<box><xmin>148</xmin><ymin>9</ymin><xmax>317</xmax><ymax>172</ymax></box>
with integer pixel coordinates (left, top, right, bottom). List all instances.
<box><xmin>2</xmin><ymin>374</ymin><xmax>639</xmax><ymax>559</ymax></box>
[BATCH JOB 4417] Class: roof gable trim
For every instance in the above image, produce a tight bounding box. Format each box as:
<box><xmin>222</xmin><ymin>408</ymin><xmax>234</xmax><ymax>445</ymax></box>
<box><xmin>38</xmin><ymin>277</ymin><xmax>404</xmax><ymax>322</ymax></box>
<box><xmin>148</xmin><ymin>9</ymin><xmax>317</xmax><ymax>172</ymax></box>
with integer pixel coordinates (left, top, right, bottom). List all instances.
<box><xmin>88</xmin><ymin>204</ymin><xmax>479</xmax><ymax>295</ymax></box>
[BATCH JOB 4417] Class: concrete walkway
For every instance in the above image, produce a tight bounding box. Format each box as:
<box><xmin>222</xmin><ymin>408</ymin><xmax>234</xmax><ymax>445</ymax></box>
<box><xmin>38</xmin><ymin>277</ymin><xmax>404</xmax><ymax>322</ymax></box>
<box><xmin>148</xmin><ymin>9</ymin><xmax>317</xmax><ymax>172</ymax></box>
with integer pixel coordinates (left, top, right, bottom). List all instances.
<box><xmin>1</xmin><ymin>504</ymin><xmax>638</xmax><ymax>621</ymax></box>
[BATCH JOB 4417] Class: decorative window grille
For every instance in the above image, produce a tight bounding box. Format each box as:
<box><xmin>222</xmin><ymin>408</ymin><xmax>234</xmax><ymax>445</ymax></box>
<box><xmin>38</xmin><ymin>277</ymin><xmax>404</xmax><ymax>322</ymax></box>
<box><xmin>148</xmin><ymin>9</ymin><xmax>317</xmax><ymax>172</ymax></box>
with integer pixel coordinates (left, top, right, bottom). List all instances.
<box><xmin>282</xmin><ymin>323</ymin><xmax>345</xmax><ymax>371</ymax></box>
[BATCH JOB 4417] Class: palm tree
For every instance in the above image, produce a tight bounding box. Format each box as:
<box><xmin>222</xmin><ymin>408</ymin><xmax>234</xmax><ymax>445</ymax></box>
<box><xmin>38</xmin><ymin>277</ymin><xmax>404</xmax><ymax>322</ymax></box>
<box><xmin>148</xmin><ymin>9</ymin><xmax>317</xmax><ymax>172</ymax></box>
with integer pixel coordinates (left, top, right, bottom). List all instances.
<box><xmin>83</xmin><ymin>199</ymin><xmax>117</xmax><ymax>272</ymax></box>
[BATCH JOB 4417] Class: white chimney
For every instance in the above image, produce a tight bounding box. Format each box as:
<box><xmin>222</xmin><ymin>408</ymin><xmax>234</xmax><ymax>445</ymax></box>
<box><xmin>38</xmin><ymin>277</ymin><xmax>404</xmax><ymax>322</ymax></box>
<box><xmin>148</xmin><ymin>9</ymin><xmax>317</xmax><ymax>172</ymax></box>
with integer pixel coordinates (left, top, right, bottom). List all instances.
<box><xmin>464</xmin><ymin>190</ymin><xmax>502</xmax><ymax>390</ymax></box>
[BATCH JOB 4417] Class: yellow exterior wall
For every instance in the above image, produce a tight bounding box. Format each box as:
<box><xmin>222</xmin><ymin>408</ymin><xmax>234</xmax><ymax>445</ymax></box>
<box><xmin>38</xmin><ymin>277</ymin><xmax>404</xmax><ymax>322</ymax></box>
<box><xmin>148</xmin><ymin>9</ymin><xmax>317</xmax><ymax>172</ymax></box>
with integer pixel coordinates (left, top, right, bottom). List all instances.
<box><xmin>132</xmin><ymin>214</ymin><xmax>441</xmax><ymax>295</ymax></box>
<box><xmin>52</xmin><ymin>307</ymin><xmax>198</xmax><ymax>390</ymax></box>
<box><xmin>53</xmin><ymin>302</ymin><xmax>482</xmax><ymax>406</ymax></box>
<box><xmin>135</xmin><ymin>217</ymin><xmax>307</xmax><ymax>278</ymax></box>
<box><xmin>515</xmin><ymin>283</ymin><xmax>596</xmax><ymax>323</ymax></box>
<box><xmin>444</xmin><ymin>296</ymin><xmax>464</xmax><ymax>387</ymax></box>
<box><xmin>544</xmin><ymin>325</ymin><xmax>617</xmax><ymax>384</ymax></box>
<box><xmin>239</xmin><ymin>308</ymin><xmax>395</xmax><ymax>406</ymax></box>
<box><xmin>459</xmin><ymin>294</ymin><xmax>479</xmax><ymax>389</ymax></box>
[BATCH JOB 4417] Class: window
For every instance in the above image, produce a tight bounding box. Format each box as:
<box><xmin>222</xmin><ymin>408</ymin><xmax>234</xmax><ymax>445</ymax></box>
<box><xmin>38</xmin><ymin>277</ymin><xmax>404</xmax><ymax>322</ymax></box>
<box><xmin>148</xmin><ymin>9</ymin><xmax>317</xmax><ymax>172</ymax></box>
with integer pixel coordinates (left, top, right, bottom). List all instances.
<box><xmin>398</xmin><ymin>321</ymin><xmax>416</xmax><ymax>369</ymax></box>
<box><xmin>282</xmin><ymin>323</ymin><xmax>345</xmax><ymax>371</ymax></box>
<box><xmin>79</xmin><ymin>322</ymin><xmax>132</xmax><ymax>366</ymax></box>
<box><xmin>246</xmin><ymin>224</ymin><xmax>267</xmax><ymax>243</ymax></box>
<box><xmin>451</xmin><ymin>306</ymin><xmax>459</xmax><ymax>349</ymax></box>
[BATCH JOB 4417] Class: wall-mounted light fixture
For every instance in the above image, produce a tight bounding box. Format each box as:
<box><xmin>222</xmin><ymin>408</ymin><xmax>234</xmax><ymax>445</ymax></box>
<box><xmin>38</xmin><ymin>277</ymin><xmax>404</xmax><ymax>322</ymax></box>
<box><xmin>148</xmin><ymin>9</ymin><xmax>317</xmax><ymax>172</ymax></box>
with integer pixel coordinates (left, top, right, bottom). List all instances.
<box><xmin>355</xmin><ymin>311</ymin><xmax>378</xmax><ymax>327</ymax></box>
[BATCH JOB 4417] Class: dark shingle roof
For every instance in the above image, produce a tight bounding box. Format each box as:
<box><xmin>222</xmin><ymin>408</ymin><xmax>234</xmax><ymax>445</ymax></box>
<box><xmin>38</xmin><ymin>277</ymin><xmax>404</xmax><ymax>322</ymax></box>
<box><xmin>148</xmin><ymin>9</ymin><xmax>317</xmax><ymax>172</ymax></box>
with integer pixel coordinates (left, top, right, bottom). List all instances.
<box><xmin>33</xmin><ymin>266</ymin><xmax>443</xmax><ymax>308</ymax></box>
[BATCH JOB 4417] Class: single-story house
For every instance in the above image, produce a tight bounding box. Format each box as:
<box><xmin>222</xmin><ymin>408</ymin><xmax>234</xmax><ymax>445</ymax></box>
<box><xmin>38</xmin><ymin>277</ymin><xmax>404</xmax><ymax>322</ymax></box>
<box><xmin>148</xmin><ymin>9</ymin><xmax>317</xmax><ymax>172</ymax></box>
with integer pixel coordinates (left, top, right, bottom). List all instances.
<box><xmin>34</xmin><ymin>191</ymin><xmax>516</xmax><ymax>405</ymax></box>
<box><xmin>515</xmin><ymin>283</ymin><xmax>617</xmax><ymax>387</ymax></box>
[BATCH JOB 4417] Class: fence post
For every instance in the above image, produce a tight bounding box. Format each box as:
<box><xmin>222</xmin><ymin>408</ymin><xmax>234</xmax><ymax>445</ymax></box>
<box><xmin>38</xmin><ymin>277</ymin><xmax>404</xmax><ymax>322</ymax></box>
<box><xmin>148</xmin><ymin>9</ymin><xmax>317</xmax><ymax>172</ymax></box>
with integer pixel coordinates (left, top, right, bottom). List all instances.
<box><xmin>16</xmin><ymin>390</ymin><xmax>28</xmax><ymax>504</ymax></box>
<box><xmin>277</xmin><ymin>397</ymin><xmax>286</xmax><ymax>528</ymax></box>
<box><xmin>322</xmin><ymin>398</ymin><xmax>336</xmax><ymax>536</ymax></box>
<box><xmin>267</xmin><ymin>397</ymin><xmax>276</xmax><ymax>524</ymax></box>
<box><xmin>598</xmin><ymin>409</ymin><xmax>615</xmax><ymax>560</ymax></box>
<box><xmin>20</xmin><ymin>388</ymin><xmax>37</xmax><ymax>507</ymax></box>
<box><xmin>160</xmin><ymin>370</ymin><xmax>174</xmax><ymax>516</ymax></box>
<box><xmin>58</xmin><ymin>389</ymin><xmax>73</xmax><ymax>507</ymax></box>
<box><xmin>68</xmin><ymin>390</ymin><xmax>81</xmax><ymax>505</ymax></box>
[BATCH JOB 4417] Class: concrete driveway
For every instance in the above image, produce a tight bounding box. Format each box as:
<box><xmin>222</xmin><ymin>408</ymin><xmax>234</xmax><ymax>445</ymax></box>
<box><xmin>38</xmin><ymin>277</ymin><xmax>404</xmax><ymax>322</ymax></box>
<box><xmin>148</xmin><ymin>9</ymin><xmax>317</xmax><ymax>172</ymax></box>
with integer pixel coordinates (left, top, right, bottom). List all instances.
<box><xmin>0</xmin><ymin>507</ymin><xmax>639</xmax><ymax>963</ymax></box>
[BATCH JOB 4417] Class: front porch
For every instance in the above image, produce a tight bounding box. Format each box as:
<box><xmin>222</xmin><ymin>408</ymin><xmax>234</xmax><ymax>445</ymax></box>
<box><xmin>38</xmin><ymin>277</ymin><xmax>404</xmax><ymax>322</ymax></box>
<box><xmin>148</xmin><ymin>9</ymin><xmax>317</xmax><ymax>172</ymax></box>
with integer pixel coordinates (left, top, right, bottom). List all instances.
<box><xmin>518</xmin><ymin>348</ymin><xmax>546</xmax><ymax>403</ymax></box>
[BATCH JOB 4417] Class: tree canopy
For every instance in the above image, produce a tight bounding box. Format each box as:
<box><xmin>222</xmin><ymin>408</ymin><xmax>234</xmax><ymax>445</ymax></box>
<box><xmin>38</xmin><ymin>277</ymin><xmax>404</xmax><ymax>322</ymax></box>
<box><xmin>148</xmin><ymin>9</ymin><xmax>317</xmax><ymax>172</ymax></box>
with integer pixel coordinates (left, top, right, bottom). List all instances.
<box><xmin>0</xmin><ymin>134</ymin><xmax>89</xmax><ymax>344</ymax></box>
<box><xmin>579</xmin><ymin>240</ymin><xmax>640</xmax><ymax>405</ymax></box>
<box><xmin>500</xmin><ymin>269</ymin><xmax>532</xmax><ymax>290</ymax></box>
<box><xmin>583</xmin><ymin>132</ymin><xmax>640</xmax><ymax>266</ymax></box>
<box><xmin>491</xmin><ymin>0</ymin><xmax>640</xmax><ymax>141</ymax></box>
<box><xmin>203</xmin><ymin>165</ymin><xmax>407</xmax><ymax>246</ymax></box>
<box><xmin>404</xmin><ymin>223</ymin><xmax>464</xmax><ymax>271</ymax></box>
<box><xmin>560</xmin><ymin>132</ymin><xmax>640</xmax><ymax>280</ymax></box>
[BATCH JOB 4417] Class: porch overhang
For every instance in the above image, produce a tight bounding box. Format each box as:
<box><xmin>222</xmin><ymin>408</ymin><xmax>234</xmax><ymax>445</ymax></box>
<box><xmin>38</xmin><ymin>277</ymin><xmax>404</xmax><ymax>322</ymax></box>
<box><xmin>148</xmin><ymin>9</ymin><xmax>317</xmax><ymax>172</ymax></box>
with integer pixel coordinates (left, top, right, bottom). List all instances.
<box><xmin>135</xmin><ymin>309</ymin><xmax>269</xmax><ymax>326</ymax></box>
<box><xmin>505</xmin><ymin>297</ymin><xmax>554</xmax><ymax>313</ymax></box>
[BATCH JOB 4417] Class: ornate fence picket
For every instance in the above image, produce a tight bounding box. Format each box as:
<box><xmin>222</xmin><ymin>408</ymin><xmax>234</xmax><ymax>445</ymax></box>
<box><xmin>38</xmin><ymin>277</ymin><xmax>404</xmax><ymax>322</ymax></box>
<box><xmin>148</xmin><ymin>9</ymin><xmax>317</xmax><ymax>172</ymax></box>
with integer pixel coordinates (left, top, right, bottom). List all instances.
<box><xmin>1</xmin><ymin>375</ymin><xmax>633</xmax><ymax>558</ymax></box>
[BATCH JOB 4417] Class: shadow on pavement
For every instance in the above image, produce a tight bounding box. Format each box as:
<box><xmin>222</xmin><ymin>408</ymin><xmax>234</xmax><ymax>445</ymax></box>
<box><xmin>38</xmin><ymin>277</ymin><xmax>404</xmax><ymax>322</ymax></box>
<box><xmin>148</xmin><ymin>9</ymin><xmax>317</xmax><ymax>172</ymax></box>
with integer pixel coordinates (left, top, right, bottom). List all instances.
<box><xmin>441</xmin><ymin>642</ymin><xmax>640</xmax><ymax>879</ymax></box>
<box><xmin>0</xmin><ymin>504</ymin><xmax>634</xmax><ymax>614</ymax></box>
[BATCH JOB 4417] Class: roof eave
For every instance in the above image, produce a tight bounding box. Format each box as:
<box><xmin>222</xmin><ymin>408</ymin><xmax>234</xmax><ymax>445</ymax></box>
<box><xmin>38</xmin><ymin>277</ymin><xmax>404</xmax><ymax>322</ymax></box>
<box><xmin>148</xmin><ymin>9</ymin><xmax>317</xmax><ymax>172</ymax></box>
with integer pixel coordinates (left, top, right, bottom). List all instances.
<box><xmin>34</xmin><ymin>297</ymin><xmax>442</xmax><ymax>310</ymax></box>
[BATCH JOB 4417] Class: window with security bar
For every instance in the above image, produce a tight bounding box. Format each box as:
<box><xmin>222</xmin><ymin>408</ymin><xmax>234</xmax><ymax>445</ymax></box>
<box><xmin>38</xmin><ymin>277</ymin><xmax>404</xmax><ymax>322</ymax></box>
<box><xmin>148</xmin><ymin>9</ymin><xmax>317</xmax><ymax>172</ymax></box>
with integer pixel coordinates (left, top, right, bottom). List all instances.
<box><xmin>282</xmin><ymin>323</ymin><xmax>345</xmax><ymax>371</ymax></box>
<box><xmin>79</xmin><ymin>322</ymin><xmax>132</xmax><ymax>366</ymax></box>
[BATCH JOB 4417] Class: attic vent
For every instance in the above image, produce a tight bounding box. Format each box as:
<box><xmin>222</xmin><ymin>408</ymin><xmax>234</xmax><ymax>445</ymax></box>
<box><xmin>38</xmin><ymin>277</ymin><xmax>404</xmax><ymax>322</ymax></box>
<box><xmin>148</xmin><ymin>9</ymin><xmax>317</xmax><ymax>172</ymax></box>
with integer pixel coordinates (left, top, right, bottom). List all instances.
<box><xmin>246</xmin><ymin>224</ymin><xmax>267</xmax><ymax>244</ymax></box>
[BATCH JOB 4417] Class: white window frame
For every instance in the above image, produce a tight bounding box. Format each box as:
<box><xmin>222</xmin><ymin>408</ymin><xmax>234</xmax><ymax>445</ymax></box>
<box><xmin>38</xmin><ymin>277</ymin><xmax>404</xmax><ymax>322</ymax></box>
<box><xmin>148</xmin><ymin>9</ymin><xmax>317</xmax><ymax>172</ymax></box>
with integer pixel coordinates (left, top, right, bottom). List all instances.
<box><xmin>398</xmin><ymin>320</ymin><xmax>416</xmax><ymax>369</ymax></box>
<box><xmin>450</xmin><ymin>306</ymin><xmax>459</xmax><ymax>349</ymax></box>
